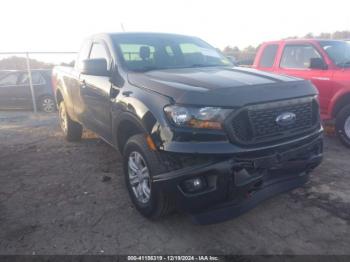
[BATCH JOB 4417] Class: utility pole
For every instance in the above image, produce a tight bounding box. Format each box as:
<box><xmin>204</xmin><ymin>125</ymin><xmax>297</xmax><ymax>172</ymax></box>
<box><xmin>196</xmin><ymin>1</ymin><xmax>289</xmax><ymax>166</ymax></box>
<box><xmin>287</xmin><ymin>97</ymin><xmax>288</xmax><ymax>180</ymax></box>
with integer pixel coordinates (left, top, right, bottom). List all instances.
<box><xmin>25</xmin><ymin>52</ymin><xmax>37</xmax><ymax>113</ymax></box>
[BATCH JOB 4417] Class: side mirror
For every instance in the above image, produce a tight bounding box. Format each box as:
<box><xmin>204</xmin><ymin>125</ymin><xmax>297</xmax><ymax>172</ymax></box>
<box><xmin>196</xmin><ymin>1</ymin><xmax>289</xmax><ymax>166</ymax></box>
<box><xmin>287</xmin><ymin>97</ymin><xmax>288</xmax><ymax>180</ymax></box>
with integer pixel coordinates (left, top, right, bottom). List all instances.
<box><xmin>81</xmin><ymin>58</ymin><xmax>110</xmax><ymax>76</ymax></box>
<box><xmin>309</xmin><ymin>58</ymin><xmax>328</xmax><ymax>70</ymax></box>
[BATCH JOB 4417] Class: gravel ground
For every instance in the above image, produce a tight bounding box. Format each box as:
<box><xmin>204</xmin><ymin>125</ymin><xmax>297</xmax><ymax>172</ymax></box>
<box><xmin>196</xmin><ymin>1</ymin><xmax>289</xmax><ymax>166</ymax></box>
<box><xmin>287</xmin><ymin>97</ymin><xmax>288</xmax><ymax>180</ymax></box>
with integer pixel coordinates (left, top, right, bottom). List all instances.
<box><xmin>0</xmin><ymin>112</ymin><xmax>349</xmax><ymax>255</ymax></box>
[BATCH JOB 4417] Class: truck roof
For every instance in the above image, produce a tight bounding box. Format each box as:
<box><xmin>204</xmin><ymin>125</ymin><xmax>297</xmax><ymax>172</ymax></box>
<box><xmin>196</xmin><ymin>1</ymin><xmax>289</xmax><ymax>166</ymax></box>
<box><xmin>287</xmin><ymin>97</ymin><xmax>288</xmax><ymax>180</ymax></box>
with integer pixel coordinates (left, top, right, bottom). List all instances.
<box><xmin>261</xmin><ymin>39</ymin><xmax>347</xmax><ymax>45</ymax></box>
<box><xmin>89</xmin><ymin>32</ymin><xmax>199</xmax><ymax>41</ymax></box>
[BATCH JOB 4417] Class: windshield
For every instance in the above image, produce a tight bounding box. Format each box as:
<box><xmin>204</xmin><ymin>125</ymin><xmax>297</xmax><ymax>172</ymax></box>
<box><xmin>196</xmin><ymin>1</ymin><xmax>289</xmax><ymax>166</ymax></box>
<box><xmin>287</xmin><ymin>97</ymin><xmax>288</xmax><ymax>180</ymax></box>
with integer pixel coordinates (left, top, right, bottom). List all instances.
<box><xmin>319</xmin><ymin>41</ymin><xmax>350</xmax><ymax>67</ymax></box>
<box><xmin>112</xmin><ymin>34</ymin><xmax>232</xmax><ymax>72</ymax></box>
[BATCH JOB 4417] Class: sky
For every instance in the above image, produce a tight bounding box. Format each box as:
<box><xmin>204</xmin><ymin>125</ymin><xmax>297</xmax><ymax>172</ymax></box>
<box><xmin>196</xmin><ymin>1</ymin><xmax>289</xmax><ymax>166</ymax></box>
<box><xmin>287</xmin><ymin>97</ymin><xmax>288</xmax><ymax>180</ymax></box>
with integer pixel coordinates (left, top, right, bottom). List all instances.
<box><xmin>1</xmin><ymin>0</ymin><xmax>350</xmax><ymax>58</ymax></box>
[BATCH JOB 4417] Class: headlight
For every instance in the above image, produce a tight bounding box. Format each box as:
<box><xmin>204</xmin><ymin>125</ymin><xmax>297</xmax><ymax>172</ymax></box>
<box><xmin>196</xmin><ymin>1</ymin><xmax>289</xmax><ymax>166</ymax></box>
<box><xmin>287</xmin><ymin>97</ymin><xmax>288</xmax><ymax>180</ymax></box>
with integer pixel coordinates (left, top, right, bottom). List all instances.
<box><xmin>164</xmin><ymin>105</ymin><xmax>233</xmax><ymax>130</ymax></box>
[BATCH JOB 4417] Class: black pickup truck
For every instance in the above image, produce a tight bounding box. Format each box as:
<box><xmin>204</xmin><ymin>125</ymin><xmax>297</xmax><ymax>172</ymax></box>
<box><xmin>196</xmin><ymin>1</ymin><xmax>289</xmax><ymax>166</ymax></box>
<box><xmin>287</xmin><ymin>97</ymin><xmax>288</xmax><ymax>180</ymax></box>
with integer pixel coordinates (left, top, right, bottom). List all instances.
<box><xmin>52</xmin><ymin>33</ymin><xmax>323</xmax><ymax>224</ymax></box>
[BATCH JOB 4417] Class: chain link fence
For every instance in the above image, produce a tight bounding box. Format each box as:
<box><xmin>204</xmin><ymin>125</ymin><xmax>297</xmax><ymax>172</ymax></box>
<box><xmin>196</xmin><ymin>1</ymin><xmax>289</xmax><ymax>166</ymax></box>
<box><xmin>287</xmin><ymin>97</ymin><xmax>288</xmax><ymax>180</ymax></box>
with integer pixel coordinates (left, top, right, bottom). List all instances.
<box><xmin>0</xmin><ymin>52</ymin><xmax>76</xmax><ymax>113</ymax></box>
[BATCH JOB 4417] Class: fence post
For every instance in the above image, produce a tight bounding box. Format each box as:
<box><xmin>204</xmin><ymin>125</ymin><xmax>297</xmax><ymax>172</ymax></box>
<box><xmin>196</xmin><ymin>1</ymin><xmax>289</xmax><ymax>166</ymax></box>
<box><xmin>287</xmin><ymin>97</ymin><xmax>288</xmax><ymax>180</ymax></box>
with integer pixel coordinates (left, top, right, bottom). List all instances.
<box><xmin>25</xmin><ymin>52</ymin><xmax>37</xmax><ymax>113</ymax></box>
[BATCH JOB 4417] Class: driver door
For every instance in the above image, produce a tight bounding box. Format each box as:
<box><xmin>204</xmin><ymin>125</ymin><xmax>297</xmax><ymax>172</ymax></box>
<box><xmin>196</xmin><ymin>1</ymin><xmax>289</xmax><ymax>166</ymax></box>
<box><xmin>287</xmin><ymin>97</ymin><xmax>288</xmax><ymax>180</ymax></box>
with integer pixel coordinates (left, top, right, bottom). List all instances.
<box><xmin>277</xmin><ymin>44</ymin><xmax>334</xmax><ymax>114</ymax></box>
<box><xmin>80</xmin><ymin>41</ymin><xmax>113</xmax><ymax>140</ymax></box>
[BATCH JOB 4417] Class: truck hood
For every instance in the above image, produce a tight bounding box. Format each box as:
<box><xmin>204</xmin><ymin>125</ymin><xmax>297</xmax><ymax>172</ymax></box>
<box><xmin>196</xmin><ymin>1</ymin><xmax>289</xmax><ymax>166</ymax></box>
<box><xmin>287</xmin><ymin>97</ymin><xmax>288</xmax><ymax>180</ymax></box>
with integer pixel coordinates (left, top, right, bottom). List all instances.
<box><xmin>127</xmin><ymin>67</ymin><xmax>318</xmax><ymax>107</ymax></box>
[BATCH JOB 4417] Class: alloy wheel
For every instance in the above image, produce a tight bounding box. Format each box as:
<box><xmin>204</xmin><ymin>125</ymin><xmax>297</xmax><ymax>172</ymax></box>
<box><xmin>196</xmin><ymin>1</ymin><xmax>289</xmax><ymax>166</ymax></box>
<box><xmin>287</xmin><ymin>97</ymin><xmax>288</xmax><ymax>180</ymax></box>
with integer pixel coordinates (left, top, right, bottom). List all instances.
<box><xmin>345</xmin><ymin>115</ymin><xmax>350</xmax><ymax>139</ymax></box>
<box><xmin>42</xmin><ymin>98</ymin><xmax>55</xmax><ymax>113</ymax></box>
<box><xmin>128</xmin><ymin>151</ymin><xmax>151</xmax><ymax>204</ymax></box>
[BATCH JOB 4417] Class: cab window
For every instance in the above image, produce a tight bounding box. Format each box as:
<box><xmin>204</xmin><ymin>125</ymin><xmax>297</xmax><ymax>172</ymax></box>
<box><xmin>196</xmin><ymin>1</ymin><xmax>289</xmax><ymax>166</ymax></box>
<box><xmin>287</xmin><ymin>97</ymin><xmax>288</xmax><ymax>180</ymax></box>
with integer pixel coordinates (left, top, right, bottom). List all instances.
<box><xmin>90</xmin><ymin>42</ymin><xmax>110</xmax><ymax>61</ymax></box>
<box><xmin>0</xmin><ymin>73</ymin><xmax>18</xmax><ymax>86</ymax></box>
<box><xmin>280</xmin><ymin>45</ymin><xmax>322</xmax><ymax>69</ymax></box>
<box><xmin>19</xmin><ymin>72</ymin><xmax>45</xmax><ymax>85</ymax></box>
<box><xmin>259</xmin><ymin>44</ymin><xmax>278</xmax><ymax>68</ymax></box>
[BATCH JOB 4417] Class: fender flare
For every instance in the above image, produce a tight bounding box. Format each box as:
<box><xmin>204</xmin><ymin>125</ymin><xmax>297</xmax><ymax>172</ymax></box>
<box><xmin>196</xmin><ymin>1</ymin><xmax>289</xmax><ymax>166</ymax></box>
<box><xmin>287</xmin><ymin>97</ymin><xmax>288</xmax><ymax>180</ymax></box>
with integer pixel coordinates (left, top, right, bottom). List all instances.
<box><xmin>329</xmin><ymin>90</ymin><xmax>350</xmax><ymax>118</ymax></box>
<box><xmin>112</xmin><ymin>111</ymin><xmax>152</xmax><ymax>152</ymax></box>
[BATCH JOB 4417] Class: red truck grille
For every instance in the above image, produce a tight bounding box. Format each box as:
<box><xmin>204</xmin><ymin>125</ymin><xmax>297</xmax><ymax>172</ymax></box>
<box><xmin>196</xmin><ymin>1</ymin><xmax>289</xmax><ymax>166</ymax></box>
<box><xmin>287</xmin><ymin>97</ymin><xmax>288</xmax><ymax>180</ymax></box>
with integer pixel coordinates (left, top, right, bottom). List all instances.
<box><xmin>227</xmin><ymin>97</ymin><xmax>320</xmax><ymax>145</ymax></box>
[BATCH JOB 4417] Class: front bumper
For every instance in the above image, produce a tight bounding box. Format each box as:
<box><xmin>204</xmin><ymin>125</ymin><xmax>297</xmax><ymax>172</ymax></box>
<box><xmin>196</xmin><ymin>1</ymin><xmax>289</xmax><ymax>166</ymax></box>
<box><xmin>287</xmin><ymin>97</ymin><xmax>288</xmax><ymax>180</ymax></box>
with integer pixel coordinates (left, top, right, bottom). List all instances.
<box><xmin>153</xmin><ymin>135</ymin><xmax>323</xmax><ymax>224</ymax></box>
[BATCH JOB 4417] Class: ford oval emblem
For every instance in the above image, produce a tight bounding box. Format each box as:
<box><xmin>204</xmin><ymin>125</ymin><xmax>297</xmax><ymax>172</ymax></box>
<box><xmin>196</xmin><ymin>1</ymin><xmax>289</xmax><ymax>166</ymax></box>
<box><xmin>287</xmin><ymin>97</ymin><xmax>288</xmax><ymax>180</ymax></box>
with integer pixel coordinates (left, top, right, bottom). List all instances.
<box><xmin>276</xmin><ymin>112</ymin><xmax>296</xmax><ymax>126</ymax></box>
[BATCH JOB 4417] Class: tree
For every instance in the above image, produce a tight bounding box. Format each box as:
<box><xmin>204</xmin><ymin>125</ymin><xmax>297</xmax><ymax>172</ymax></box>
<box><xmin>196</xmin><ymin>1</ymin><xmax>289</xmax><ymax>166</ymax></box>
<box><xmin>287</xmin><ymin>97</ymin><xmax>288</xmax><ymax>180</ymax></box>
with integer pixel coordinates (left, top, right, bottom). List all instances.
<box><xmin>304</xmin><ymin>33</ymin><xmax>314</xmax><ymax>39</ymax></box>
<box><xmin>332</xmin><ymin>31</ymin><xmax>350</xmax><ymax>39</ymax></box>
<box><xmin>0</xmin><ymin>56</ymin><xmax>54</xmax><ymax>70</ymax></box>
<box><xmin>317</xmin><ymin>32</ymin><xmax>332</xmax><ymax>39</ymax></box>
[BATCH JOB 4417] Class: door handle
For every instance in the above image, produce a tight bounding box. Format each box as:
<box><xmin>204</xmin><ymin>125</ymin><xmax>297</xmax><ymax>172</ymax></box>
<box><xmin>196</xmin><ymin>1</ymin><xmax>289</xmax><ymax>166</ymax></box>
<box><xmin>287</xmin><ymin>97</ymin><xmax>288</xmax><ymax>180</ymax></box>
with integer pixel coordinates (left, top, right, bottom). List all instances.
<box><xmin>122</xmin><ymin>91</ymin><xmax>133</xmax><ymax>97</ymax></box>
<box><xmin>80</xmin><ymin>80</ymin><xmax>87</xmax><ymax>88</ymax></box>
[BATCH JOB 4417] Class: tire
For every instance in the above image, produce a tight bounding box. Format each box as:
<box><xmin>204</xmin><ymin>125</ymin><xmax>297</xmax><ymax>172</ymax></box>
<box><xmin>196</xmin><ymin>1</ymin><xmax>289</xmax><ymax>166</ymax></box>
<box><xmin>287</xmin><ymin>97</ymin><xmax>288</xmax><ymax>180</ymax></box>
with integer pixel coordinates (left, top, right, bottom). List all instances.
<box><xmin>39</xmin><ymin>95</ymin><xmax>56</xmax><ymax>113</ymax></box>
<box><xmin>123</xmin><ymin>134</ymin><xmax>174</xmax><ymax>219</ymax></box>
<box><xmin>58</xmin><ymin>101</ymin><xmax>83</xmax><ymax>142</ymax></box>
<box><xmin>335</xmin><ymin>104</ymin><xmax>350</xmax><ymax>148</ymax></box>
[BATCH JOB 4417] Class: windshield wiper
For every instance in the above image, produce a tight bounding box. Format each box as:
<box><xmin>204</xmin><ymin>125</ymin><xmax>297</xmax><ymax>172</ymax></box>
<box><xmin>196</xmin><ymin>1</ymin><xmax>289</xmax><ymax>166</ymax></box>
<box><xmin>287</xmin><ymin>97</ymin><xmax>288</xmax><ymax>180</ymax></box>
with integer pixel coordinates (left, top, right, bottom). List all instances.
<box><xmin>186</xmin><ymin>64</ymin><xmax>225</xmax><ymax>68</ymax></box>
<box><xmin>337</xmin><ymin>60</ymin><xmax>350</xmax><ymax>67</ymax></box>
<box><xmin>134</xmin><ymin>64</ymin><xmax>228</xmax><ymax>72</ymax></box>
<box><xmin>134</xmin><ymin>66</ymin><xmax>160</xmax><ymax>72</ymax></box>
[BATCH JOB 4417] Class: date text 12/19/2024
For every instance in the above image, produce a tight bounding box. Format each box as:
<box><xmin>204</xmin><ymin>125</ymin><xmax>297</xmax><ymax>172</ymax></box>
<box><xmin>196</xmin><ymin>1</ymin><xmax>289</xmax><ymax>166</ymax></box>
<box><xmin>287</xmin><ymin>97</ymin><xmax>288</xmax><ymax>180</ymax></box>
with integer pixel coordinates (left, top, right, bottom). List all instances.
<box><xmin>127</xmin><ymin>256</ymin><xmax>219</xmax><ymax>261</ymax></box>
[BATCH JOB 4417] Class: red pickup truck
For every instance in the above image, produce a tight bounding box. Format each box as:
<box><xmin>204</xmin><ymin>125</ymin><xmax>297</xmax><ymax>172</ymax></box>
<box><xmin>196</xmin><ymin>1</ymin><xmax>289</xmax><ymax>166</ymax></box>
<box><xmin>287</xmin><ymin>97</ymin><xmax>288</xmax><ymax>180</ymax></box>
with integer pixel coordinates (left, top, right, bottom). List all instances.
<box><xmin>253</xmin><ymin>39</ymin><xmax>350</xmax><ymax>147</ymax></box>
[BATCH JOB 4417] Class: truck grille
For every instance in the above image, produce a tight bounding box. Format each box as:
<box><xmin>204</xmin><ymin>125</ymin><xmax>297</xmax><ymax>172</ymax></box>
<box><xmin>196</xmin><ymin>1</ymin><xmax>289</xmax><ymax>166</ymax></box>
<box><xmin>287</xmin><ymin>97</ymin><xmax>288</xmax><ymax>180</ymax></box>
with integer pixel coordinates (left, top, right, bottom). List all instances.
<box><xmin>228</xmin><ymin>97</ymin><xmax>319</xmax><ymax>145</ymax></box>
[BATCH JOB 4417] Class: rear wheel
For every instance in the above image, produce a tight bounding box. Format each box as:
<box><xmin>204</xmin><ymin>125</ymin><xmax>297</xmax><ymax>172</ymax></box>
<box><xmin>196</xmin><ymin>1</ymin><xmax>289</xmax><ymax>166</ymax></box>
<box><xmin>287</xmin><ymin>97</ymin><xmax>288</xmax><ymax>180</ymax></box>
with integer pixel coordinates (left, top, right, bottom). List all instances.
<box><xmin>58</xmin><ymin>101</ymin><xmax>83</xmax><ymax>142</ymax></box>
<box><xmin>39</xmin><ymin>95</ymin><xmax>56</xmax><ymax>113</ymax></box>
<box><xmin>335</xmin><ymin>104</ymin><xmax>350</xmax><ymax>148</ymax></box>
<box><xmin>123</xmin><ymin>134</ymin><xmax>174</xmax><ymax>219</ymax></box>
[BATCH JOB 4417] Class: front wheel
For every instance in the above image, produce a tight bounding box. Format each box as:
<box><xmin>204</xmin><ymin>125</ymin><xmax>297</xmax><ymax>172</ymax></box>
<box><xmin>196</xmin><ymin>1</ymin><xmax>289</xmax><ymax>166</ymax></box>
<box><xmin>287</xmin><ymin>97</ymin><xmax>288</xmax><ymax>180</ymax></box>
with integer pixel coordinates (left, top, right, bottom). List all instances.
<box><xmin>58</xmin><ymin>101</ymin><xmax>83</xmax><ymax>142</ymax></box>
<box><xmin>123</xmin><ymin>134</ymin><xmax>174</xmax><ymax>219</ymax></box>
<box><xmin>335</xmin><ymin>104</ymin><xmax>350</xmax><ymax>148</ymax></box>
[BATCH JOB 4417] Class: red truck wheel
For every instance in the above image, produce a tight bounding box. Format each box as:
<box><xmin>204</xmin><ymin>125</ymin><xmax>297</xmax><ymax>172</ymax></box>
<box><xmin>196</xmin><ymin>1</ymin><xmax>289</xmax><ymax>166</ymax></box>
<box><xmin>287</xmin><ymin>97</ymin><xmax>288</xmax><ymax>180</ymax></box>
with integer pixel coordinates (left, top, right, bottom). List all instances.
<box><xmin>336</xmin><ymin>104</ymin><xmax>350</xmax><ymax>148</ymax></box>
